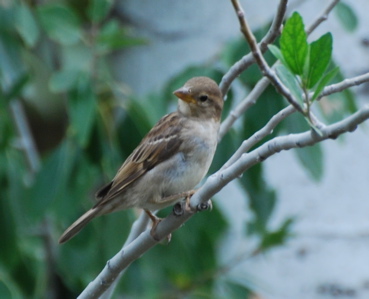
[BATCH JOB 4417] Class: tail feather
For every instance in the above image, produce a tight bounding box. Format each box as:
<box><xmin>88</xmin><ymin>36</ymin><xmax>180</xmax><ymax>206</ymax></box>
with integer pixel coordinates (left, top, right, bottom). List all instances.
<box><xmin>59</xmin><ymin>208</ymin><xmax>100</xmax><ymax>244</ymax></box>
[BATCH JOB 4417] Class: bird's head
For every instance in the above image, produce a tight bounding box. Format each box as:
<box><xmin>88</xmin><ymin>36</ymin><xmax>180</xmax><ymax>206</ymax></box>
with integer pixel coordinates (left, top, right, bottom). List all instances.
<box><xmin>174</xmin><ymin>76</ymin><xmax>223</xmax><ymax>121</ymax></box>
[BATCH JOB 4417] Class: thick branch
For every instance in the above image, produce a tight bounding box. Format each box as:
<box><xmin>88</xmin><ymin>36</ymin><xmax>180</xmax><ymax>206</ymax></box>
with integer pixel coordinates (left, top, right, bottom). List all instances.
<box><xmin>78</xmin><ymin>210</ymin><xmax>194</xmax><ymax>299</ymax></box>
<box><xmin>99</xmin><ymin>212</ymin><xmax>150</xmax><ymax>299</ymax></box>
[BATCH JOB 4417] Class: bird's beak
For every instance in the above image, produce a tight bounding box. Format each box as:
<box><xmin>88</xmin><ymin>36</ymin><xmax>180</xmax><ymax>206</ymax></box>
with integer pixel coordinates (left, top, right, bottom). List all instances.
<box><xmin>173</xmin><ymin>87</ymin><xmax>196</xmax><ymax>104</ymax></box>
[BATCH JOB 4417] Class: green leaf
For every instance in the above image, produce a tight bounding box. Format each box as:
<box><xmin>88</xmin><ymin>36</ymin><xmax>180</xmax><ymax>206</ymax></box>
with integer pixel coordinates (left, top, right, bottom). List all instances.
<box><xmin>49</xmin><ymin>70</ymin><xmax>81</xmax><ymax>92</ymax></box>
<box><xmin>306</xmin><ymin>33</ymin><xmax>333</xmax><ymax>89</ymax></box>
<box><xmin>15</xmin><ymin>3</ymin><xmax>40</xmax><ymax>47</ymax></box>
<box><xmin>0</xmin><ymin>32</ymin><xmax>26</xmax><ymax>82</ymax></box>
<box><xmin>62</xmin><ymin>44</ymin><xmax>93</xmax><ymax>72</ymax></box>
<box><xmin>37</xmin><ymin>4</ymin><xmax>81</xmax><ymax>45</ymax></box>
<box><xmin>335</xmin><ymin>2</ymin><xmax>358</xmax><ymax>32</ymax></box>
<box><xmin>280</xmin><ymin>12</ymin><xmax>308</xmax><ymax>75</ymax></box>
<box><xmin>0</xmin><ymin>276</ymin><xmax>23</xmax><ymax>299</ymax></box>
<box><xmin>318</xmin><ymin>78</ymin><xmax>357</xmax><ymax>124</ymax></box>
<box><xmin>286</xmin><ymin>113</ymin><xmax>324</xmax><ymax>180</ymax></box>
<box><xmin>311</xmin><ymin>66</ymin><xmax>339</xmax><ymax>102</ymax></box>
<box><xmin>259</xmin><ymin>218</ymin><xmax>294</xmax><ymax>251</ymax></box>
<box><xmin>3</xmin><ymin>73</ymin><xmax>29</xmax><ymax>103</ymax></box>
<box><xmin>97</xmin><ymin>20</ymin><xmax>146</xmax><ymax>53</ymax></box>
<box><xmin>69</xmin><ymin>81</ymin><xmax>97</xmax><ymax>147</ymax></box>
<box><xmin>275</xmin><ymin>64</ymin><xmax>304</xmax><ymax>106</ymax></box>
<box><xmin>26</xmin><ymin>141</ymin><xmax>77</xmax><ymax>221</ymax></box>
<box><xmin>219</xmin><ymin>280</ymin><xmax>252</xmax><ymax>298</ymax></box>
<box><xmin>304</xmin><ymin>116</ymin><xmax>323</xmax><ymax>137</ymax></box>
<box><xmin>239</xmin><ymin>163</ymin><xmax>277</xmax><ymax>234</ymax></box>
<box><xmin>296</xmin><ymin>143</ymin><xmax>323</xmax><ymax>180</ymax></box>
<box><xmin>88</xmin><ymin>0</ymin><xmax>114</xmax><ymax>23</ymax></box>
<box><xmin>268</xmin><ymin>44</ymin><xmax>287</xmax><ymax>66</ymax></box>
<box><xmin>0</xmin><ymin>183</ymin><xmax>18</xmax><ymax>268</ymax></box>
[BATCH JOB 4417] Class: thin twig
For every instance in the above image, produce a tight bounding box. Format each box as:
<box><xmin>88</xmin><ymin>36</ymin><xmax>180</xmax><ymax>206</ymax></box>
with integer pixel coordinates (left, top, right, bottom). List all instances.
<box><xmin>10</xmin><ymin>100</ymin><xmax>41</xmax><ymax>174</ymax></box>
<box><xmin>221</xmin><ymin>72</ymin><xmax>369</xmax><ymax>169</ymax></box>
<box><xmin>317</xmin><ymin>72</ymin><xmax>369</xmax><ymax>100</ymax></box>
<box><xmin>219</xmin><ymin>77</ymin><xmax>270</xmax><ymax>140</ymax></box>
<box><xmin>221</xmin><ymin>105</ymin><xmax>295</xmax><ymax>170</ymax></box>
<box><xmin>220</xmin><ymin>0</ymin><xmax>340</xmax><ymax>132</ymax></box>
<box><xmin>306</xmin><ymin>0</ymin><xmax>340</xmax><ymax>35</ymax></box>
<box><xmin>230</xmin><ymin>0</ymin><xmax>304</xmax><ymax>114</ymax></box>
<box><xmin>219</xmin><ymin>0</ymin><xmax>287</xmax><ymax>96</ymax></box>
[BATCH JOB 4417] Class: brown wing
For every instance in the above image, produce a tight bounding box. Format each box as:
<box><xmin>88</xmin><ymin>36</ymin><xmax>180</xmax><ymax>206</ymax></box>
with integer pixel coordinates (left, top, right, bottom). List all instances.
<box><xmin>94</xmin><ymin>112</ymin><xmax>183</xmax><ymax>207</ymax></box>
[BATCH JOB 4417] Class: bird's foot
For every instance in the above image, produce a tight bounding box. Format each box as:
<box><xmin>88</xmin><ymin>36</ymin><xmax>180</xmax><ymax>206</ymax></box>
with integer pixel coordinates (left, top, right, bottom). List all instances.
<box><xmin>144</xmin><ymin>210</ymin><xmax>171</xmax><ymax>242</ymax></box>
<box><xmin>172</xmin><ymin>191</ymin><xmax>213</xmax><ymax>216</ymax></box>
<box><xmin>183</xmin><ymin>191</ymin><xmax>212</xmax><ymax>213</ymax></box>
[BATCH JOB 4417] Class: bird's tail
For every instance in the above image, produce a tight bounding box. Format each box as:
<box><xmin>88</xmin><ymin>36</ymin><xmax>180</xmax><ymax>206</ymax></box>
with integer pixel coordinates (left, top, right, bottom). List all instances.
<box><xmin>59</xmin><ymin>208</ymin><xmax>100</xmax><ymax>244</ymax></box>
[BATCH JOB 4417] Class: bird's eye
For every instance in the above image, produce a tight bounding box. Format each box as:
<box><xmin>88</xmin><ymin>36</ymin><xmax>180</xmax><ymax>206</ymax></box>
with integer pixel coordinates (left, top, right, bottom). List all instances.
<box><xmin>199</xmin><ymin>95</ymin><xmax>208</xmax><ymax>102</ymax></box>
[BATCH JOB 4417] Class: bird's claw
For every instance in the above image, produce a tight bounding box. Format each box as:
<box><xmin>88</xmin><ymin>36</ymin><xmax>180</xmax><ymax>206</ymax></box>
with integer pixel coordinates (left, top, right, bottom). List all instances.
<box><xmin>149</xmin><ymin>218</ymin><xmax>161</xmax><ymax>241</ymax></box>
<box><xmin>145</xmin><ymin>210</ymin><xmax>171</xmax><ymax>242</ymax></box>
<box><xmin>173</xmin><ymin>202</ymin><xmax>184</xmax><ymax>216</ymax></box>
<box><xmin>149</xmin><ymin>218</ymin><xmax>172</xmax><ymax>243</ymax></box>
<box><xmin>197</xmin><ymin>199</ymin><xmax>213</xmax><ymax>211</ymax></box>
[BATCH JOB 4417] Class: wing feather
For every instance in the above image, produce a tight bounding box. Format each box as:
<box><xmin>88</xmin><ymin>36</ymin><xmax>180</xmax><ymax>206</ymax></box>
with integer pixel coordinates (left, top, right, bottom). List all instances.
<box><xmin>94</xmin><ymin>112</ymin><xmax>183</xmax><ymax>207</ymax></box>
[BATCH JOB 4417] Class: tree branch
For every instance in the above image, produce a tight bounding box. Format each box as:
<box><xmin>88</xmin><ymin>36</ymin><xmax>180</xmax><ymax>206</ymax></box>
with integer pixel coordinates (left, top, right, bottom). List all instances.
<box><xmin>79</xmin><ymin>104</ymin><xmax>369</xmax><ymax>298</ymax></box>
<box><xmin>317</xmin><ymin>72</ymin><xmax>369</xmax><ymax>100</ymax></box>
<box><xmin>219</xmin><ymin>77</ymin><xmax>270</xmax><ymax>140</ymax></box>
<box><xmin>98</xmin><ymin>212</ymin><xmax>150</xmax><ymax>299</ymax></box>
<box><xmin>230</xmin><ymin>0</ymin><xmax>305</xmax><ymax>114</ymax></box>
<box><xmin>10</xmin><ymin>100</ymin><xmax>41</xmax><ymax>175</ymax></box>
<box><xmin>220</xmin><ymin>0</ymin><xmax>341</xmax><ymax>121</ymax></box>
<box><xmin>305</xmin><ymin>0</ymin><xmax>340</xmax><ymax>35</ymax></box>
<box><xmin>78</xmin><ymin>1</ymin><xmax>367</xmax><ymax>297</ymax></box>
<box><xmin>219</xmin><ymin>0</ymin><xmax>287</xmax><ymax>96</ymax></box>
<box><xmin>221</xmin><ymin>105</ymin><xmax>295</xmax><ymax>170</ymax></box>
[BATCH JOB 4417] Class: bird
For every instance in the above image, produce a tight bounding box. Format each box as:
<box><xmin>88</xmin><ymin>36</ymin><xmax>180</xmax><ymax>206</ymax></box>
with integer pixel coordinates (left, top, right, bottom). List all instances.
<box><xmin>58</xmin><ymin>76</ymin><xmax>223</xmax><ymax>244</ymax></box>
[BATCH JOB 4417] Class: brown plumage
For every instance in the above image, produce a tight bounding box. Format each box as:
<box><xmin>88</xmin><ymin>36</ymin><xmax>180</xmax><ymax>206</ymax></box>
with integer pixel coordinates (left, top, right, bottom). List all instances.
<box><xmin>59</xmin><ymin>76</ymin><xmax>223</xmax><ymax>244</ymax></box>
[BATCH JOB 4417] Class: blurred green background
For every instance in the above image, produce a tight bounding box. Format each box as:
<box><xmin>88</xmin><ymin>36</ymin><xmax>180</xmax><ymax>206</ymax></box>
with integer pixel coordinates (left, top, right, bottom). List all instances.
<box><xmin>0</xmin><ymin>0</ymin><xmax>360</xmax><ymax>298</ymax></box>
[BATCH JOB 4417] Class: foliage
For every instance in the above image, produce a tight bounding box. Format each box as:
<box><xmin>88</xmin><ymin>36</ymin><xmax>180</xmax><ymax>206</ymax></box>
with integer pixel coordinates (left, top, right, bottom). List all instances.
<box><xmin>0</xmin><ymin>1</ymin><xmax>360</xmax><ymax>299</ymax></box>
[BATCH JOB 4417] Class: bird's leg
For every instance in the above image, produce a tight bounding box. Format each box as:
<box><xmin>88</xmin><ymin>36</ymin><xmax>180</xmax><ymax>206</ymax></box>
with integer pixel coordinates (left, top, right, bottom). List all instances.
<box><xmin>144</xmin><ymin>209</ymin><xmax>171</xmax><ymax>242</ymax></box>
<box><xmin>144</xmin><ymin>209</ymin><xmax>161</xmax><ymax>239</ymax></box>
<box><xmin>184</xmin><ymin>191</ymin><xmax>196</xmax><ymax>212</ymax></box>
<box><xmin>183</xmin><ymin>191</ymin><xmax>212</xmax><ymax>212</ymax></box>
<box><xmin>160</xmin><ymin>190</ymin><xmax>196</xmax><ymax>205</ymax></box>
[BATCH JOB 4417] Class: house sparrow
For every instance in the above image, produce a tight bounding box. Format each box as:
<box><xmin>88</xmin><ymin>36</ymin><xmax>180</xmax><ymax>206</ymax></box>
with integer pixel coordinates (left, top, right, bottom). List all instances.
<box><xmin>59</xmin><ymin>76</ymin><xmax>223</xmax><ymax>244</ymax></box>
